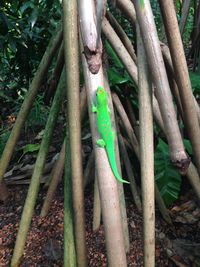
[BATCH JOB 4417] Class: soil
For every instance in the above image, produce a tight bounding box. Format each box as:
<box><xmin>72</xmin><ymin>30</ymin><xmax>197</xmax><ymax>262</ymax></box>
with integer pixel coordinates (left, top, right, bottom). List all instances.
<box><xmin>0</xmin><ymin>182</ymin><xmax>199</xmax><ymax>267</ymax></box>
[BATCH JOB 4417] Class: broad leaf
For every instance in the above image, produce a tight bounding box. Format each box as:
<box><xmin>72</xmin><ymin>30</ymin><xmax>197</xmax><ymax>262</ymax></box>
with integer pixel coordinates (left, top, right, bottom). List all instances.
<box><xmin>155</xmin><ymin>139</ymin><xmax>182</xmax><ymax>206</ymax></box>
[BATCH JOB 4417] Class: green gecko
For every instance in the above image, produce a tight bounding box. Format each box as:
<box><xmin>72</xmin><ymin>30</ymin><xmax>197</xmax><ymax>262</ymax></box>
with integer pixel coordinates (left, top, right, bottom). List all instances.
<box><xmin>92</xmin><ymin>86</ymin><xmax>129</xmax><ymax>184</ymax></box>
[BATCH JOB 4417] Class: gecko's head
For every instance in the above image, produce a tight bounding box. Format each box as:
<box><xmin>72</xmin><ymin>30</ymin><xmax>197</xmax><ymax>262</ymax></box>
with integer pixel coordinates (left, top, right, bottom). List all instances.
<box><xmin>96</xmin><ymin>86</ymin><xmax>108</xmax><ymax>105</ymax></box>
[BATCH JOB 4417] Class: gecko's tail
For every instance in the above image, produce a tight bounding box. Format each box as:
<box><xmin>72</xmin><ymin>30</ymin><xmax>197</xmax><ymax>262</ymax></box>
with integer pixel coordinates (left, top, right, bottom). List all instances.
<box><xmin>107</xmin><ymin>145</ymin><xmax>130</xmax><ymax>184</ymax></box>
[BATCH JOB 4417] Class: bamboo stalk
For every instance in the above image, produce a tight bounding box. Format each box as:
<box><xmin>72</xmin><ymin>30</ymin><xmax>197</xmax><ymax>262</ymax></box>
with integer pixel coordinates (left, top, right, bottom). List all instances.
<box><xmin>63</xmin><ymin>0</ymin><xmax>87</xmax><ymax>266</ymax></box>
<box><xmin>137</xmin><ymin>23</ymin><xmax>155</xmax><ymax>267</ymax></box>
<box><xmin>106</xmin><ymin>11</ymin><xmax>137</xmax><ymax>62</ymax></box>
<box><xmin>41</xmin><ymin>84</ymin><xmax>88</xmax><ymax>217</ymax></box>
<box><xmin>118</xmin><ymin>134</ymin><xmax>142</xmax><ymax>212</ymax></box>
<box><xmin>79</xmin><ymin>0</ymin><xmax>127</xmax><ymax>265</ymax></box>
<box><xmin>40</xmin><ymin>140</ymin><xmax>65</xmax><ymax>217</ymax></box>
<box><xmin>80</xmin><ymin>52</ymin><xmax>127</xmax><ymax>267</ymax></box>
<box><xmin>64</xmin><ymin>118</ymin><xmax>77</xmax><ymax>267</ymax></box>
<box><xmin>159</xmin><ymin>0</ymin><xmax>200</xmax><ymax>175</ymax></box>
<box><xmin>134</xmin><ymin>0</ymin><xmax>189</xmax><ymax>170</ymax></box>
<box><xmin>93</xmin><ymin>173</ymin><xmax>101</xmax><ymax>232</ymax></box>
<box><xmin>179</xmin><ymin>0</ymin><xmax>191</xmax><ymax>35</ymax></box>
<box><xmin>11</xmin><ymin>68</ymin><xmax>65</xmax><ymax>267</ymax></box>
<box><xmin>44</xmin><ymin>44</ymin><xmax>64</xmax><ymax>104</ymax></box>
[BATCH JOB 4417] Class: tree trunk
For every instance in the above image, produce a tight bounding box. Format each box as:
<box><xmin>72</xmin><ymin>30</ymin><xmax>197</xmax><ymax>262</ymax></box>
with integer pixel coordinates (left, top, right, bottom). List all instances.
<box><xmin>137</xmin><ymin>24</ymin><xmax>155</xmax><ymax>267</ymax></box>
<box><xmin>63</xmin><ymin>0</ymin><xmax>87</xmax><ymax>266</ymax></box>
<box><xmin>159</xmin><ymin>0</ymin><xmax>200</xmax><ymax>175</ymax></box>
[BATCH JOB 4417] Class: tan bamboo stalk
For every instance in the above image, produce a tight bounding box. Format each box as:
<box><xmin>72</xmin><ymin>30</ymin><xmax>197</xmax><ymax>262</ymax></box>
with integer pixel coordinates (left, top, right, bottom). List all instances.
<box><xmin>137</xmin><ymin>24</ymin><xmax>155</xmax><ymax>266</ymax></box>
<box><xmin>102</xmin><ymin>17</ymin><xmax>138</xmax><ymax>85</ymax></box>
<box><xmin>112</xmin><ymin>93</ymin><xmax>140</xmax><ymax>158</ymax></box>
<box><xmin>104</xmin><ymin>76</ymin><xmax>130</xmax><ymax>253</ymax></box>
<box><xmin>41</xmin><ymin>84</ymin><xmax>88</xmax><ymax>217</ymax></box>
<box><xmin>113</xmin><ymin>93</ymin><xmax>171</xmax><ymax>222</ymax></box>
<box><xmin>44</xmin><ymin>44</ymin><xmax>64</xmax><ymax>104</ymax></box>
<box><xmin>153</xmin><ymin>96</ymin><xmax>200</xmax><ymax>200</ymax></box>
<box><xmin>64</xmin><ymin>117</ymin><xmax>76</xmax><ymax>267</ymax></box>
<box><xmin>116</xmin><ymin>0</ymin><xmax>136</xmax><ymax>24</ymax></box>
<box><xmin>124</xmin><ymin>95</ymin><xmax>140</xmax><ymax>140</ymax></box>
<box><xmin>79</xmin><ymin>1</ymin><xmax>127</xmax><ymax>265</ymax></box>
<box><xmin>83</xmin><ymin>150</ymin><xmax>95</xmax><ymax>188</ymax></box>
<box><xmin>159</xmin><ymin>0</ymin><xmax>200</xmax><ymax>174</ymax></box>
<box><xmin>63</xmin><ymin>0</ymin><xmax>87</xmax><ymax>266</ymax></box>
<box><xmin>93</xmin><ymin>173</ymin><xmax>101</xmax><ymax>232</ymax></box>
<box><xmin>82</xmin><ymin>65</ymin><xmax>127</xmax><ymax>267</ymax></box>
<box><xmin>40</xmin><ymin>141</ymin><xmax>65</xmax><ymax>217</ymax></box>
<box><xmin>0</xmin><ymin>28</ymin><xmax>62</xmax><ymax>199</ymax></box>
<box><xmin>134</xmin><ymin>0</ymin><xmax>189</xmax><ymax>171</ymax></box>
<box><xmin>78</xmin><ymin>0</ymin><xmax>102</xmax><ymax>74</ymax></box>
<box><xmin>179</xmin><ymin>0</ymin><xmax>192</xmax><ymax>35</ymax></box>
<box><xmin>118</xmin><ymin>134</ymin><xmax>142</xmax><ymax>212</ymax></box>
<box><xmin>106</xmin><ymin>11</ymin><xmax>137</xmax><ymax>62</ymax></box>
<box><xmin>11</xmin><ymin>68</ymin><xmax>65</xmax><ymax>267</ymax></box>
<box><xmin>161</xmin><ymin>44</ymin><xmax>200</xmax><ymax>124</ymax></box>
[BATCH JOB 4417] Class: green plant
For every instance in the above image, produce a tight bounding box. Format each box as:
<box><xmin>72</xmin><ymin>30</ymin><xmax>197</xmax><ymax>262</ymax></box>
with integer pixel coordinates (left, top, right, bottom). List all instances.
<box><xmin>155</xmin><ymin>138</ymin><xmax>182</xmax><ymax>206</ymax></box>
<box><xmin>25</xmin><ymin>94</ymin><xmax>50</xmax><ymax>133</ymax></box>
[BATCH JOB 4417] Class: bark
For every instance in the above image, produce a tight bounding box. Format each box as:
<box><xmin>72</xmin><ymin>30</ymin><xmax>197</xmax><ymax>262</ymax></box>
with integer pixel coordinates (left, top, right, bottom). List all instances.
<box><xmin>133</xmin><ymin>0</ymin><xmax>189</xmax><ymax>172</ymax></box>
<box><xmin>0</xmin><ymin>27</ymin><xmax>62</xmax><ymax>197</ymax></box>
<box><xmin>11</xmin><ymin>68</ymin><xmax>65</xmax><ymax>267</ymax></box>
<box><xmin>137</xmin><ymin>24</ymin><xmax>155</xmax><ymax>266</ymax></box>
<box><xmin>63</xmin><ymin>0</ymin><xmax>87</xmax><ymax>266</ymax></box>
<box><xmin>179</xmin><ymin>0</ymin><xmax>191</xmax><ymax>35</ymax></box>
<box><xmin>159</xmin><ymin>0</ymin><xmax>200</xmax><ymax>174</ymax></box>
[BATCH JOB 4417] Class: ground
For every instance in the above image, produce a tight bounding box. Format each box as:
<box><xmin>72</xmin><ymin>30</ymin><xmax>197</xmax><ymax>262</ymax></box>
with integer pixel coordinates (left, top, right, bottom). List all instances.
<box><xmin>0</xmin><ymin>181</ymin><xmax>199</xmax><ymax>266</ymax></box>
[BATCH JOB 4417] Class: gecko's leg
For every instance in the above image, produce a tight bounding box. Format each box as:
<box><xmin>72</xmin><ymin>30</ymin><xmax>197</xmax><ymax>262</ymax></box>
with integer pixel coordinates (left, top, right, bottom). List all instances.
<box><xmin>92</xmin><ymin>102</ymin><xmax>97</xmax><ymax>113</ymax></box>
<box><xmin>96</xmin><ymin>139</ymin><xmax>106</xmax><ymax>147</ymax></box>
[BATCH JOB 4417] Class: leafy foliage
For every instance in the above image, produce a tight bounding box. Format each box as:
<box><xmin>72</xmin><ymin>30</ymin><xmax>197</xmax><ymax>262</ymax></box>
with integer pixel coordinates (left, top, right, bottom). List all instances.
<box><xmin>0</xmin><ymin>0</ymin><xmax>61</xmax><ymax>84</ymax></box>
<box><xmin>155</xmin><ymin>139</ymin><xmax>182</xmax><ymax>206</ymax></box>
<box><xmin>189</xmin><ymin>71</ymin><xmax>200</xmax><ymax>97</ymax></box>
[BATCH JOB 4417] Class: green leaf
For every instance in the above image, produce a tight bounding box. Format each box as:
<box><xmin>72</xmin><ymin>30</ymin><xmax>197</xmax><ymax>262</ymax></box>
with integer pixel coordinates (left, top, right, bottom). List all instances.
<box><xmin>107</xmin><ymin>68</ymin><xmax>129</xmax><ymax>87</ymax></box>
<box><xmin>189</xmin><ymin>71</ymin><xmax>200</xmax><ymax>94</ymax></box>
<box><xmin>22</xmin><ymin>143</ymin><xmax>40</xmax><ymax>154</ymax></box>
<box><xmin>183</xmin><ymin>139</ymin><xmax>193</xmax><ymax>155</ymax></box>
<box><xmin>155</xmin><ymin>139</ymin><xmax>182</xmax><ymax>206</ymax></box>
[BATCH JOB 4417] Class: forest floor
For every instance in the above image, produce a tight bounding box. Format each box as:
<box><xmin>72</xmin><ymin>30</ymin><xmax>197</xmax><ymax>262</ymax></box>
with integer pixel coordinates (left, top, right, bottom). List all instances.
<box><xmin>0</xmin><ymin>182</ymin><xmax>200</xmax><ymax>267</ymax></box>
<box><xmin>0</xmin><ymin>111</ymin><xmax>200</xmax><ymax>266</ymax></box>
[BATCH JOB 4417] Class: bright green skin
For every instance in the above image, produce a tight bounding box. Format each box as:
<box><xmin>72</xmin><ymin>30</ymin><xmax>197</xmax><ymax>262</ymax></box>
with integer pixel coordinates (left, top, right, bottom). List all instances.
<box><xmin>92</xmin><ymin>87</ymin><xmax>129</xmax><ymax>184</ymax></box>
